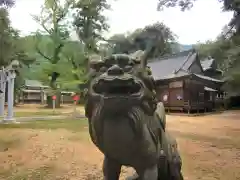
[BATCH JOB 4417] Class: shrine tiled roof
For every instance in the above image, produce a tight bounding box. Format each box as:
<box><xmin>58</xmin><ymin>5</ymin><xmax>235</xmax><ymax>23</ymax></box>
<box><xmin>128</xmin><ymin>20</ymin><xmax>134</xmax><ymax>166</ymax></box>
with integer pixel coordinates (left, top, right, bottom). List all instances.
<box><xmin>148</xmin><ymin>49</ymin><xmax>196</xmax><ymax>81</ymax></box>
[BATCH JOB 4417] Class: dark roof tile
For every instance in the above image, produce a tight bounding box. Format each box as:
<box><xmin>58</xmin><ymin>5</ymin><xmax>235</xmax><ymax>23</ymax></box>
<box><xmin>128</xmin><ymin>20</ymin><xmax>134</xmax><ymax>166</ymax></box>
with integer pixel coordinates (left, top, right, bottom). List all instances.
<box><xmin>24</xmin><ymin>79</ymin><xmax>47</xmax><ymax>87</ymax></box>
<box><xmin>193</xmin><ymin>74</ymin><xmax>224</xmax><ymax>83</ymax></box>
<box><xmin>181</xmin><ymin>52</ymin><xmax>197</xmax><ymax>71</ymax></box>
<box><xmin>147</xmin><ymin>49</ymin><xmax>195</xmax><ymax>81</ymax></box>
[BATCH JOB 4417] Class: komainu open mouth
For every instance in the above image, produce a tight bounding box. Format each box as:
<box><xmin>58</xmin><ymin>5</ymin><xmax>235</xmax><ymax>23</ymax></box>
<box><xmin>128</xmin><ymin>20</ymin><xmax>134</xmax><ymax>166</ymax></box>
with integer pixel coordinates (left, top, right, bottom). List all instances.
<box><xmin>93</xmin><ymin>78</ymin><xmax>142</xmax><ymax>96</ymax></box>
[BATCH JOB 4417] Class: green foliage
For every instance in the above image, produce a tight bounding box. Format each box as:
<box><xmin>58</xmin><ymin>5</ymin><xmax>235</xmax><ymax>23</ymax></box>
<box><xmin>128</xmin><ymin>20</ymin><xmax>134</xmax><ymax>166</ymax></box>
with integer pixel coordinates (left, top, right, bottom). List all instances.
<box><xmin>1</xmin><ymin>0</ymin><xmax>109</xmax><ymax>94</ymax></box>
<box><xmin>32</xmin><ymin>0</ymin><xmax>71</xmax><ymax>64</ymax></box>
<box><xmin>72</xmin><ymin>0</ymin><xmax>110</xmax><ymax>53</ymax></box>
<box><xmin>108</xmin><ymin>33</ymin><xmax>134</xmax><ymax>54</ymax></box>
<box><xmin>36</xmin><ymin>40</ymin><xmax>88</xmax><ymax>91</ymax></box>
<box><xmin>0</xmin><ymin>0</ymin><xmax>14</xmax><ymax>7</ymax></box>
<box><xmin>20</xmin><ymin>35</ymin><xmax>87</xmax><ymax>91</ymax></box>
<box><xmin>157</xmin><ymin>0</ymin><xmax>197</xmax><ymax>11</ymax></box>
<box><xmin>11</xmin><ymin>31</ymin><xmax>36</xmax><ymax>92</ymax></box>
<box><xmin>0</xmin><ymin>8</ymin><xmax>35</xmax><ymax>95</ymax></box>
<box><xmin>32</xmin><ymin>0</ymin><xmax>73</xmax><ymax>93</ymax></box>
<box><xmin>101</xmin><ymin>42</ymin><xmax>115</xmax><ymax>56</ymax></box>
<box><xmin>0</xmin><ymin>8</ymin><xmax>12</xmax><ymax>66</ymax></box>
<box><xmin>108</xmin><ymin>22</ymin><xmax>178</xmax><ymax>58</ymax></box>
<box><xmin>0</xmin><ymin>119</ymin><xmax>88</xmax><ymax>131</ymax></box>
<box><xmin>61</xmin><ymin>41</ymin><xmax>88</xmax><ymax>82</ymax></box>
<box><xmin>11</xmin><ymin>30</ymin><xmax>36</xmax><ymax>66</ymax></box>
<box><xmin>195</xmin><ymin>35</ymin><xmax>240</xmax><ymax>94</ymax></box>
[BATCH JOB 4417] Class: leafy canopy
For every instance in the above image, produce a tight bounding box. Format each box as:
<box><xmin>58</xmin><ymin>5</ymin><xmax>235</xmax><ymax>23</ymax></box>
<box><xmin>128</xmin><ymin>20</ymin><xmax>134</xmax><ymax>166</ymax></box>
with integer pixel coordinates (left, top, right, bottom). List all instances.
<box><xmin>108</xmin><ymin>22</ymin><xmax>178</xmax><ymax>58</ymax></box>
<box><xmin>0</xmin><ymin>0</ymin><xmax>14</xmax><ymax>7</ymax></box>
<box><xmin>72</xmin><ymin>0</ymin><xmax>110</xmax><ymax>53</ymax></box>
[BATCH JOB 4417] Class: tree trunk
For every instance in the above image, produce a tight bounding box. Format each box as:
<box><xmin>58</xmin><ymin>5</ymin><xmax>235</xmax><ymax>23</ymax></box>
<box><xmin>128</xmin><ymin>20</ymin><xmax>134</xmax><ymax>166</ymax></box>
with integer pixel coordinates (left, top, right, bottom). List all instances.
<box><xmin>46</xmin><ymin>90</ymin><xmax>61</xmax><ymax>108</ymax></box>
<box><xmin>46</xmin><ymin>72</ymin><xmax>61</xmax><ymax>108</ymax></box>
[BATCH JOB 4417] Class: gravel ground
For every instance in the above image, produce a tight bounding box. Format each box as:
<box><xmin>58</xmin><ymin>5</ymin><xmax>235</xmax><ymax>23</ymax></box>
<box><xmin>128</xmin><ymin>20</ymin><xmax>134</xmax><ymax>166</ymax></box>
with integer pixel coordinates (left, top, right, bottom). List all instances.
<box><xmin>0</xmin><ymin>111</ymin><xmax>239</xmax><ymax>180</ymax></box>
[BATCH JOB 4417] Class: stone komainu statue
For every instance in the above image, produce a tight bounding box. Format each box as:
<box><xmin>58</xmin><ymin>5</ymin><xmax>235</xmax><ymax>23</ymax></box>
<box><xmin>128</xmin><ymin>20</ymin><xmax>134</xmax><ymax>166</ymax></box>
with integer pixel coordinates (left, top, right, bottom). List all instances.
<box><xmin>84</xmin><ymin>53</ymin><xmax>183</xmax><ymax>180</ymax></box>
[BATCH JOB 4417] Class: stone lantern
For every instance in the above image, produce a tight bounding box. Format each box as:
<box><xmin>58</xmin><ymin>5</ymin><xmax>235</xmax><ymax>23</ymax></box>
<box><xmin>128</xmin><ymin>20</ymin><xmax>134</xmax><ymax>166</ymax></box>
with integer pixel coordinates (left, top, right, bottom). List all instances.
<box><xmin>0</xmin><ymin>60</ymin><xmax>19</xmax><ymax>122</ymax></box>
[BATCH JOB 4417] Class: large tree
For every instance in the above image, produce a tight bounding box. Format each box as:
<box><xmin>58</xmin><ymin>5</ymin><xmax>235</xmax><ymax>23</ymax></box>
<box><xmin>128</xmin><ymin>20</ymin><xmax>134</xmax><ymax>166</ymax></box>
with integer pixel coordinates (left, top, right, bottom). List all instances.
<box><xmin>72</xmin><ymin>0</ymin><xmax>110</xmax><ymax>54</ymax></box>
<box><xmin>0</xmin><ymin>1</ymin><xmax>35</xmax><ymax>104</ymax></box>
<box><xmin>0</xmin><ymin>0</ymin><xmax>14</xmax><ymax>7</ymax></box>
<box><xmin>61</xmin><ymin>40</ymin><xmax>88</xmax><ymax>90</ymax></box>
<box><xmin>70</xmin><ymin>0</ymin><xmax>110</xmax><ymax>88</ymax></box>
<box><xmin>195</xmin><ymin>34</ymin><xmax>240</xmax><ymax>95</ymax></box>
<box><xmin>0</xmin><ymin>8</ymin><xmax>12</xmax><ymax>67</ymax></box>
<box><xmin>108</xmin><ymin>33</ymin><xmax>134</xmax><ymax>54</ymax></box>
<box><xmin>108</xmin><ymin>22</ymin><xmax>177</xmax><ymax>58</ymax></box>
<box><xmin>33</xmin><ymin>0</ymin><xmax>72</xmax><ymax>108</ymax></box>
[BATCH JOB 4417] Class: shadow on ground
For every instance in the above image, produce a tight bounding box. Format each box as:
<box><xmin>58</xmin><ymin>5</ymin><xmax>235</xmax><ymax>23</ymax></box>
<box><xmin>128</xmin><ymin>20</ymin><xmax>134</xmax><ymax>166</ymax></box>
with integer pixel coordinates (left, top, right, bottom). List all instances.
<box><xmin>0</xmin><ymin>111</ymin><xmax>240</xmax><ymax>180</ymax></box>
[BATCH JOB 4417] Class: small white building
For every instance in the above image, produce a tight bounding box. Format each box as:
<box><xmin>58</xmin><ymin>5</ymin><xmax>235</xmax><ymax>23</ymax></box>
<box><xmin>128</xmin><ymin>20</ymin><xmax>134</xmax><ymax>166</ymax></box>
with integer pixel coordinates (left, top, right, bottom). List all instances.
<box><xmin>20</xmin><ymin>79</ymin><xmax>75</xmax><ymax>104</ymax></box>
<box><xmin>20</xmin><ymin>79</ymin><xmax>48</xmax><ymax>104</ymax></box>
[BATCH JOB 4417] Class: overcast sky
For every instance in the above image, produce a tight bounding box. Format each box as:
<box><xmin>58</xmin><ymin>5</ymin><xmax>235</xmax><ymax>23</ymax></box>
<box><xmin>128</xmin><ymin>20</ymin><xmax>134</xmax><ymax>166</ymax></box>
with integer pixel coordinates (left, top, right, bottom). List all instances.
<box><xmin>9</xmin><ymin>0</ymin><xmax>233</xmax><ymax>44</ymax></box>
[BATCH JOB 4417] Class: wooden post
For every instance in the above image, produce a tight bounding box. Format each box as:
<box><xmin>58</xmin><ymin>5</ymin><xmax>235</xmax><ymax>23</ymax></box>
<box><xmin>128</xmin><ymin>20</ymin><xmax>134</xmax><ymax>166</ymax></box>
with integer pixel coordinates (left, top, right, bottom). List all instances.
<box><xmin>72</xmin><ymin>95</ymin><xmax>80</xmax><ymax>118</ymax></box>
<box><xmin>40</xmin><ymin>88</ymin><xmax>44</xmax><ymax>104</ymax></box>
<box><xmin>21</xmin><ymin>90</ymin><xmax>24</xmax><ymax>104</ymax></box>
<box><xmin>53</xmin><ymin>99</ymin><xmax>55</xmax><ymax>113</ymax></box>
<box><xmin>73</xmin><ymin>100</ymin><xmax>77</xmax><ymax>116</ymax></box>
<box><xmin>52</xmin><ymin>95</ymin><xmax>56</xmax><ymax>114</ymax></box>
<box><xmin>61</xmin><ymin>94</ymin><xmax>64</xmax><ymax>104</ymax></box>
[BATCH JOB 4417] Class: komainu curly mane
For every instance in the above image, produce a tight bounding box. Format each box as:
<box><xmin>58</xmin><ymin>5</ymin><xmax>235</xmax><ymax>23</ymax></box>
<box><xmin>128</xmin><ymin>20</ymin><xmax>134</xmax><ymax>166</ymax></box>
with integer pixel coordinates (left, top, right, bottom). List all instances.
<box><xmin>84</xmin><ymin>53</ymin><xmax>183</xmax><ymax>180</ymax></box>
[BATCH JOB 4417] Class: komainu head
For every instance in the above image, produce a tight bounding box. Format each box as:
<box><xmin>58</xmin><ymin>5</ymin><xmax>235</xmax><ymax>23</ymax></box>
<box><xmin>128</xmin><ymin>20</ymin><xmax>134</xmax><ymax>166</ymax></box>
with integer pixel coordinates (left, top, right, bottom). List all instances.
<box><xmin>86</xmin><ymin>54</ymin><xmax>157</xmax><ymax>114</ymax></box>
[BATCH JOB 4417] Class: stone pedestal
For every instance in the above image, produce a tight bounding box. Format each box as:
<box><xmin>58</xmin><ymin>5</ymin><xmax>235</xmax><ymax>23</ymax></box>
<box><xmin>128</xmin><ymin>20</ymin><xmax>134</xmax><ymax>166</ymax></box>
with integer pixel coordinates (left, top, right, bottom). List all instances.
<box><xmin>1</xmin><ymin>118</ymin><xmax>17</xmax><ymax>124</ymax></box>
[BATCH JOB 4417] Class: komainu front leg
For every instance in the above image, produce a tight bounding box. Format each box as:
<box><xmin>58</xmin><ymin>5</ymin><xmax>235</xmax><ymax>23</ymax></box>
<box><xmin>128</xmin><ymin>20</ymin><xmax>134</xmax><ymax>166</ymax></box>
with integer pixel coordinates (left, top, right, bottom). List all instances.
<box><xmin>125</xmin><ymin>172</ymin><xmax>139</xmax><ymax>180</ymax></box>
<box><xmin>103</xmin><ymin>156</ymin><xmax>121</xmax><ymax>180</ymax></box>
<box><xmin>168</xmin><ymin>152</ymin><xmax>184</xmax><ymax>180</ymax></box>
<box><xmin>136</xmin><ymin>164</ymin><xmax>158</xmax><ymax>180</ymax></box>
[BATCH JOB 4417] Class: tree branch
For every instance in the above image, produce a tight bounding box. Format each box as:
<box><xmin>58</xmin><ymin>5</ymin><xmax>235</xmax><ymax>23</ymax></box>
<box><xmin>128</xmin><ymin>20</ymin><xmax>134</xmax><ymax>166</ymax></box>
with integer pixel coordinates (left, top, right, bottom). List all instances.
<box><xmin>56</xmin><ymin>14</ymin><xmax>65</xmax><ymax>23</ymax></box>
<box><xmin>52</xmin><ymin>43</ymin><xmax>64</xmax><ymax>64</ymax></box>
<box><xmin>68</xmin><ymin>56</ymin><xmax>81</xmax><ymax>80</ymax></box>
<box><xmin>35</xmin><ymin>45</ymin><xmax>51</xmax><ymax>61</ymax></box>
<box><xmin>52</xmin><ymin>0</ymin><xmax>58</xmax><ymax>12</ymax></box>
<box><xmin>41</xmin><ymin>22</ymin><xmax>52</xmax><ymax>34</ymax></box>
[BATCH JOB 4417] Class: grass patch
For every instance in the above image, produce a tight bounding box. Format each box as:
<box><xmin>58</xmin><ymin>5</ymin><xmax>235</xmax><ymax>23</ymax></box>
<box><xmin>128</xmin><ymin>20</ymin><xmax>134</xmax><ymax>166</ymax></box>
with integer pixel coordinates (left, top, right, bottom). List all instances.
<box><xmin>14</xmin><ymin>111</ymin><xmax>68</xmax><ymax>117</ymax></box>
<box><xmin>0</xmin><ymin>119</ymin><xmax>88</xmax><ymax>132</ymax></box>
